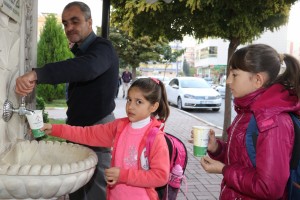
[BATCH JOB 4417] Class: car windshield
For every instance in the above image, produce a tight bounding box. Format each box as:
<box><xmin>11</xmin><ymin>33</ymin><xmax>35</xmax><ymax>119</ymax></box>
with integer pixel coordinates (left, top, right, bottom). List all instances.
<box><xmin>181</xmin><ymin>79</ymin><xmax>210</xmax><ymax>88</ymax></box>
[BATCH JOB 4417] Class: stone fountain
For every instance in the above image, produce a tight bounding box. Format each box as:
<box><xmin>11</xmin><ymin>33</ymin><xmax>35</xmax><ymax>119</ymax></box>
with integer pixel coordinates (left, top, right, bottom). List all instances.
<box><xmin>0</xmin><ymin>1</ymin><xmax>97</xmax><ymax>199</ymax></box>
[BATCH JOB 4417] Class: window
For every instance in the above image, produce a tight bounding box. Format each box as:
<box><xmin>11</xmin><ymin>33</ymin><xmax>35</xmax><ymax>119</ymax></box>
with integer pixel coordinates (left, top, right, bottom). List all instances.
<box><xmin>169</xmin><ymin>79</ymin><xmax>179</xmax><ymax>87</ymax></box>
<box><xmin>200</xmin><ymin>46</ymin><xmax>218</xmax><ymax>59</ymax></box>
<box><xmin>209</xmin><ymin>46</ymin><xmax>218</xmax><ymax>57</ymax></box>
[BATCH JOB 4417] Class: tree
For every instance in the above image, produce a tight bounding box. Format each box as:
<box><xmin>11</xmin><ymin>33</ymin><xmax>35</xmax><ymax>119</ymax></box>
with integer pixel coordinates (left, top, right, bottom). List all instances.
<box><xmin>110</xmin><ymin>0</ymin><xmax>297</xmax><ymax>140</ymax></box>
<box><xmin>156</xmin><ymin>44</ymin><xmax>184</xmax><ymax>77</ymax></box>
<box><xmin>37</xmin><ymin>14</ymin><xmax>73</xmax><ymax>102</ymax></box>
<box><xmin>107</xmin><ymin>26</ymin><xmax>171</xmax><ymax>78</ymax></box>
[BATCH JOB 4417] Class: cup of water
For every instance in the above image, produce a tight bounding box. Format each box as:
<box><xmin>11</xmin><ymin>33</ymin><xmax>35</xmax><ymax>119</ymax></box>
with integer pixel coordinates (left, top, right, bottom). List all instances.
<box><xmin>26</xmin><ymin>110</ymin><xmax>45</xmax><ymax>138</ymax></box>
<box><xmin>192</xmin><ymin>126</ymin><xmax>210</xmax><ymax>157</ymax></box>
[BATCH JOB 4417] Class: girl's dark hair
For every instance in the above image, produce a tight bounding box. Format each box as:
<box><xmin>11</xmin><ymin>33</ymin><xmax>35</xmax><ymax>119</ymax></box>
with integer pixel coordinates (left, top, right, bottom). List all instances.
<box><xmin>63</xmin><ymin>1</ymin><xmax>91</xmax><ymax>21</ymax></box>
<box><xmin>129</xmin><ymin>78</ymin><xmax>170</xmax><ymax>121</ymax></box>
<box><xmin>230</xmin><ymin>44</ymin><xmax>300</xmax><ymax>98</ymax></box>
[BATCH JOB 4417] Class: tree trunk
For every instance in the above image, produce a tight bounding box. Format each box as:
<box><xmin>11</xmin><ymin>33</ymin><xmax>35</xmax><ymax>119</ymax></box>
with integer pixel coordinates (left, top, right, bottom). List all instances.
<box><xmin>132</xmin><ymin>67</ymin><xmax>137</xmax><ymax>80</ymax></box>
<box><xmin>221</xmin><ymin>38</ymin><xmax>240</xmax><ymax>141</ymax></box>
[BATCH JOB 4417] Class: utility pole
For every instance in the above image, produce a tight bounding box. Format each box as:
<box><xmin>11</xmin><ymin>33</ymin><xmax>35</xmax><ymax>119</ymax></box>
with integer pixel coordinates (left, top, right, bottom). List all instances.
<box><xmin>101</xmin><ymin>0</ymin><xmax>110</xmax><ymax>39</ymax></box>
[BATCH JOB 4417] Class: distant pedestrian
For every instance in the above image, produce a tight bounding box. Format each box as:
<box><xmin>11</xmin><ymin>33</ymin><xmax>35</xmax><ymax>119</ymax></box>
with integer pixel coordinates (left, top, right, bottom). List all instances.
<box><xmin>218</xmin><ymin>73</ymin><xmax>226</xmax><ymax>85</ymax></box>
<box><xmin>121</xmin><ymin>67</ymin><xmax>132</xmax><ymax>98</ymax></box>
<box><xmin>199</xmin><ymin>44</ymin><xmax>300</xmax><ymax>199</ymax></box>
<box><xmin>41</xmin><ymin>77</ymin><xmax>170</xmax><ymax>200</ymax></box>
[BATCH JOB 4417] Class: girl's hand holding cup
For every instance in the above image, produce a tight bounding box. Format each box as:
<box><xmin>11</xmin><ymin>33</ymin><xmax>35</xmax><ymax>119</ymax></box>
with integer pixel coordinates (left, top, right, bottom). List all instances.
<box><xmin>190</xmin><ymin>127</ymin><xmax>219</xmax><ymax>155</ymax></box>
<box><xmin>207</xmin><ymin>129</ymin><xmax>219</xmax><ymax>154</ymax></box>
<box><xmin>40</xmin><ymin>123</ymin><xmax>53</xmax><ymax>135</ymax></box>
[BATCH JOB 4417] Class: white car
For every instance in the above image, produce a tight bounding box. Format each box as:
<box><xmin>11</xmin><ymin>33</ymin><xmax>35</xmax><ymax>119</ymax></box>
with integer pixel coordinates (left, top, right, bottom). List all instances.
<box><xmin>203</xmin><ymin>77</ymin><xmax>213</xmax><ymax>86</ymax></box>
<box><xmin>166</xmin><ymin>77</ymin><xmax>222</xmax><ymax>111</ymax></box>
<box><xmin>214</xmin><ymin>83</ymin><xmax>226</xmax><ymax>98</ymax></box>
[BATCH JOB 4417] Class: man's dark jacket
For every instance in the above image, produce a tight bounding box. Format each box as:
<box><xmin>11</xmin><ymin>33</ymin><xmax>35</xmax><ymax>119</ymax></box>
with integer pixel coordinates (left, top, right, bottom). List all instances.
<box><xmin>35</xmin><ymin>32</ymin><xmax>119</xmax><ymax>126</ymax></box>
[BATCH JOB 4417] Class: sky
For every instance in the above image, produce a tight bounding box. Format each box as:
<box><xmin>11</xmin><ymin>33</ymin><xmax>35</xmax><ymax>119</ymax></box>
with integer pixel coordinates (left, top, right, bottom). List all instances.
<box><xmin>38</xmin><ymin>0</ymin><xmax>300</xmax><ymax>41</ymax></box>
<box><xmin>287</xmin><ymin>1</ymin><xmax>300</xmax><ymax>42</ymax></box>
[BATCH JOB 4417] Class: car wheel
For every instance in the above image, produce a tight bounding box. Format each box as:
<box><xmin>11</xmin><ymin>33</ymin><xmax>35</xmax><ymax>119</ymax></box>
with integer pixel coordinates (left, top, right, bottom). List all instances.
<box><xmin>212</xmin><ymin>108</ymin><xmax>220</xmax><ymax>112</ymax></box>
<box><xmin>177</xmin><ymin>97</ymin><xmax>183</xmax><ymax>110</ymax></box>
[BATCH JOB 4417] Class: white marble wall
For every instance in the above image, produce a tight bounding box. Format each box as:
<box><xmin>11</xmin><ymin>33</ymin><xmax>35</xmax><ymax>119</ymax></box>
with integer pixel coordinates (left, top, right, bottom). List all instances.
<box><xmin>0</xmin><ymin>0</ymin><xmax>37</xmax><ymax>154</ymax></box>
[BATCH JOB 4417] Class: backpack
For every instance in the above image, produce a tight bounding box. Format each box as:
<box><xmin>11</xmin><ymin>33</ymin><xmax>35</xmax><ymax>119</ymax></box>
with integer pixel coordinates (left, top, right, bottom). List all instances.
<box><xmin>146</xmin><ymin>127</ymin><xmax>188</xmax><ymax>200</ymax></box>
<box><xmin>246</xmin><ymin>113</ymin><xmax>300</xmax><ymax>200</ymax></box>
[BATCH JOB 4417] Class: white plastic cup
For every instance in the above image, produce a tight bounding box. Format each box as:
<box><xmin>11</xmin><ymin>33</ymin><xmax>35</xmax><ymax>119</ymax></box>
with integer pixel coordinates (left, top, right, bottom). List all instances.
<box><xmin>192</xmin><ymin>126</ymin><xmax>210</xmax><ymax>157</ymax></box>
<box><xmin>26</xmin><ymin>110</ymin><xmax>45</xmax><ymax>138</ymax></box>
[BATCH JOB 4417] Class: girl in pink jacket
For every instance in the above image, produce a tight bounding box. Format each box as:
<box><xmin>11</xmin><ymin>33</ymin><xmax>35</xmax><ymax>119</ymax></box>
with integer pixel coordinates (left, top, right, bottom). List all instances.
<box><xmin>42</xmin><ymin>78</ymin><xmax>170</xmax><ymax>200</ymax></box>
<box><xmin>200</xmin><ymin>44</ymin><xmax>300</xmax><ymax>199</ymax></box>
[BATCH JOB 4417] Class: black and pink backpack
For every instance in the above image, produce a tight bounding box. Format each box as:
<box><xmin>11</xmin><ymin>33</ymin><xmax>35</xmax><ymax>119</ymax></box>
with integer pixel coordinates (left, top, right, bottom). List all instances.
<box><xmin>146</xmin><ymin>127</ymin><xmax>188</xmax><ymax>200</ymax></box>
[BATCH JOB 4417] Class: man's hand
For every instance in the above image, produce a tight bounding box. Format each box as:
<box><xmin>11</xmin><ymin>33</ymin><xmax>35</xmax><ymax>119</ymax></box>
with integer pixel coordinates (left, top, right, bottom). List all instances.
<box><xmin>200</xmin><ymin>156</ymin><xmax>225</xmax><ymax>174</ymax></box>
<box><xmin>15</xmin><ymin>71</ymin><xmax>37</xmax><ymax>96</ymax></box>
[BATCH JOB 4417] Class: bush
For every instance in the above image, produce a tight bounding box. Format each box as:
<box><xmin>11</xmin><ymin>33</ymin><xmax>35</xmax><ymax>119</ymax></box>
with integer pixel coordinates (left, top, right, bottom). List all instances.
<box><xmin>37</xmin><ymin>14</ymin><xmax>73</xmax><ymax>103</ymax></box>
<box><xmin>37</xmin><ymin>84</ymin><xmax>66</xmax><ymax>102</ymax></box>
<box><xmin>36</xmin><ymin>96</ymin><xmax>49</xmax><ymax>123</ymax></box>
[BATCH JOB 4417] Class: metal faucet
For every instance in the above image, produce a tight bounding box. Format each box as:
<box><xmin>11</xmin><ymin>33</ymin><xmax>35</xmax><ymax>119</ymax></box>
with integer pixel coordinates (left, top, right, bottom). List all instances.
<box><xmin>13</xmin><ymin>96</ymin><xmax>34</xmax><ymax>116</ymax></box>
<box><xmin>2</xmin><ymin>96</ymin><xmax>34</xmax><ymax>122</ymax></box>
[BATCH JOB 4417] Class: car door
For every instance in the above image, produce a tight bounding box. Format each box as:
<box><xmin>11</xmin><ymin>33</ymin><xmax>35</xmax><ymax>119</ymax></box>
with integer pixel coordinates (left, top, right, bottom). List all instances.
<box><xmin>167</xmin><ymin>78</ymin><xmax>179</xmax><ymax>104</ymax></box>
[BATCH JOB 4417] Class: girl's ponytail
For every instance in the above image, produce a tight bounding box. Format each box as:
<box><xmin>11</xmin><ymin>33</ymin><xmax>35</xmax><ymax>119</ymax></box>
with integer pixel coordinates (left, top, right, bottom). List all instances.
<box><xmin>275</xmin><ymin>54</ymin><xmax>300</xmax><ymax>98</ymax></box>
<box><xmin>156</xmin><ymin>81</ymin><xmax>170</xmax><ymax>122</ymax></box>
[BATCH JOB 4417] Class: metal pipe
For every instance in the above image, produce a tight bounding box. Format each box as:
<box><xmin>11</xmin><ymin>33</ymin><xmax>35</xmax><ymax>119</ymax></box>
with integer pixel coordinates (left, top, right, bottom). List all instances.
<box><xmin>101</xmin><ymin>0</ymin><xmax>110</xmax><ymax>39</ymax></box>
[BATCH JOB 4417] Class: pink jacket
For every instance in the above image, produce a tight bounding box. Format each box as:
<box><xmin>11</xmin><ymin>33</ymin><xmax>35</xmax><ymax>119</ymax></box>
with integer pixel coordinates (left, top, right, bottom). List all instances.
<box><xmin>51</xmin><ymin>117</ymin><xmax>170</xmax><ymax>200</ymax></box>
<box><xmin>209</xmin><ymin>84</ymin><xmax>300</xmax><ymax>199</ymax></box>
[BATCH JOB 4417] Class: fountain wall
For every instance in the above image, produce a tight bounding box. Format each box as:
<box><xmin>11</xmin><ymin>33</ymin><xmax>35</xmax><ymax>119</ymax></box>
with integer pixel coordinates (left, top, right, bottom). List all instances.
<box><xmin>0</xmin><ymin>0</ymin><xmax>38</xmax><ymax>153</ymax></box>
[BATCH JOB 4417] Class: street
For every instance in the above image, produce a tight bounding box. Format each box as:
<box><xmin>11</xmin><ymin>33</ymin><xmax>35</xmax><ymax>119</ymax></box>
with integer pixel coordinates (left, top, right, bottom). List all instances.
<box><xmin>172</xmin><ymin>99</ymin><xmax>237</xmax><ymax>128</ymax></box>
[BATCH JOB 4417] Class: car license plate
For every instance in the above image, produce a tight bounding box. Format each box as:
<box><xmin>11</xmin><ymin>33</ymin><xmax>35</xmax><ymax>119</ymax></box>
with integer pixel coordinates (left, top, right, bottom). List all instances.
<box><xmin>200</xmin><ymin>101</ymin><xmax>211</xmax><ymax>104</ymax></box>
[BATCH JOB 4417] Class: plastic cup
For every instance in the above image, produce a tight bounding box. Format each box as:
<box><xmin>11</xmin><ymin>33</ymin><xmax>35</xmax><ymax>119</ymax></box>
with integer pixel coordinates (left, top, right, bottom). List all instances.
<box><xmin>26</xmin><ymin>110</ymin><xmax>45</xmax><ymax>138</ymax></box>
<box><xmin>192</xmin><ymin>126</ymin><xmax>210</xmax><ymax>157</ymax></box>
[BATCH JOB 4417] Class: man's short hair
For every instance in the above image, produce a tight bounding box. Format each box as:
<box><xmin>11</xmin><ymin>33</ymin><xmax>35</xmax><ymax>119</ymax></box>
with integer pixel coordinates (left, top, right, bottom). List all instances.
<box><xmin>63</xmin><ymin>1</ymin><xmax>91</xmax><ymax>21</ymax></box>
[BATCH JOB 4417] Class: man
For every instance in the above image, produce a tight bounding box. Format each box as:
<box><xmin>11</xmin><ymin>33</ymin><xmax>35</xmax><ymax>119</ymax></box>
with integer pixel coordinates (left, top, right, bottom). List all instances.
<box><xmin>15</xmin><ymin>2</ymin><xmax>118</xmax><ymax>200</ymax></box>
<box><xmin>121</xmin><ymin>67</ymin><xmax>132</xmax><ymax>98</ymax></box>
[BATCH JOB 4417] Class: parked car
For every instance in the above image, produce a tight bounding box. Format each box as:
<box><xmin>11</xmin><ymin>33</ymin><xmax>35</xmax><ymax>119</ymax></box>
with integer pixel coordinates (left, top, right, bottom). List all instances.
<box><xmin>214</xmin><ymin>83</ymin><xmax>226</xmax><ymax>98</ymax></box>
<box><xmin>166</xmin><ymin>77</ymin><xmax>222</xmax><ymax>111</ymax></box>
<box><xmin>203</xmin><ymin>77</ymin><xmax>213</xmax><ymax>86</ymax></box>
<box><xmin>214</xmin><ymin>83</ymin><xmax>234</xmax><ymax>99</ymax></box>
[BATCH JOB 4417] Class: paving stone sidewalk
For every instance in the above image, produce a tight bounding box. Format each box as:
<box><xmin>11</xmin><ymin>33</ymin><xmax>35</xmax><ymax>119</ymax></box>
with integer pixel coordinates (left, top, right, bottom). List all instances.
<box><xmin>47</xmin><ymin>98</ymin><xmax>223</xmax><ymax>200</ymax></box>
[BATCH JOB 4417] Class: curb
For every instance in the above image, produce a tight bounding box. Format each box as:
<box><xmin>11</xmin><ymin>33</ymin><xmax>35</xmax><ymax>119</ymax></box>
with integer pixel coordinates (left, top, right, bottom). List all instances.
<box><xmin>176</xmin><ymin>108</ymin><xmax>223</xmax><ymax>130</ymax></box>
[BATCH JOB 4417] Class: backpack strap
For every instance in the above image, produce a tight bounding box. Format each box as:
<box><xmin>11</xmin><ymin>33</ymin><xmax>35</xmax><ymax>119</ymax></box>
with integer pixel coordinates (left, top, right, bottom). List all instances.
<box><xmin>245</xmin><ymin>115</ymin><xmax>259</xmax><ymax>167</ymax></box>
<box><xmin>246</xmin><ymin>113</ymin><xmax>300</xmax><ymax>169</ymax></box>
<box><xmin>289</xmin><ymin>113</ymin><xmax>300</xmax><ymax>169</ymax></box>
<box><xmin>146</xmin><ymin>127</ymin><xmax>159</xmax><ymax>166</ymax></box>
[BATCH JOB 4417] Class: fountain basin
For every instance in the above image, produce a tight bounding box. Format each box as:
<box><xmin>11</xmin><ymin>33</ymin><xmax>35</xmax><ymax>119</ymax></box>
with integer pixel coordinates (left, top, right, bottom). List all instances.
<box><xmin>0</xmin><ymin>140</ymin><xmax>98</xmax><ymax>199</ymax></box>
